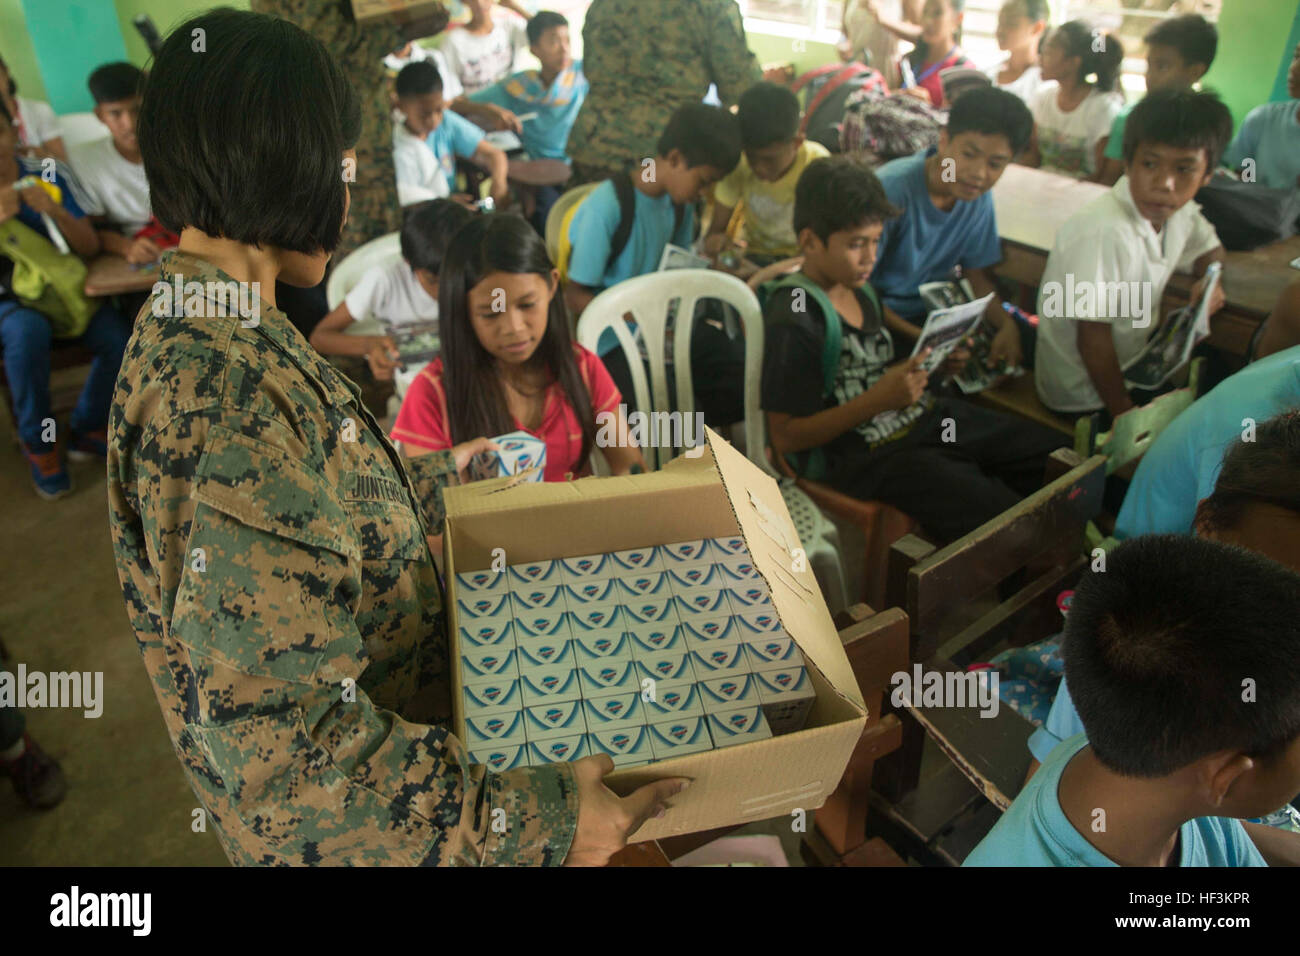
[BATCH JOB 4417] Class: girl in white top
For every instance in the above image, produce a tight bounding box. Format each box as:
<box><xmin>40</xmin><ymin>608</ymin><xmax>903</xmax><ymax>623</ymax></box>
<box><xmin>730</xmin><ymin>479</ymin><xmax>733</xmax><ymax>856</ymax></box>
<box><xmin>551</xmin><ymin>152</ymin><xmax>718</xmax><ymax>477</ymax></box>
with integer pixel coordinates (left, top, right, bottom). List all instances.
<box><xmin>1028</xmin><ymin>20</ymin><xmax>1125</xmax><ymax>181</ymax></box>
<box><xmin>439</xmin><ymin>0</ymin><xmax>531</xmax><ymax>95</ymax></box>
<box><xmin>0</xmin><ymin>53</ymin><xmax>65</xmax><ymax>160</ymax></box>
<box><xmin>984</xmin><ymin>0</ymin><xmax>1048</xmax><ymax>107</ymax></box>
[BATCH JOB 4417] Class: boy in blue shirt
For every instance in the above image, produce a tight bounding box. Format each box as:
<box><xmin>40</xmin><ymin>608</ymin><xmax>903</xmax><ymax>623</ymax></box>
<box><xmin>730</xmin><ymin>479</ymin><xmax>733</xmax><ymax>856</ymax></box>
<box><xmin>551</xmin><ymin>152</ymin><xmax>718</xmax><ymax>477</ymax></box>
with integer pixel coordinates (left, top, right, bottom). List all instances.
<box><xmin>1222</xmin><ymin>40</ymin><xmax>1300</xmax><ymax>193</ymax></box>
<box><xmin>761</xmin><ymin>156</ymin><xmax>1063</xmax><ymax>544</ymax></box>
<box><xmin>469</xmin><ymin>10</ymin><xmax>586</xmax><ymax>230</ymax></box>
<box><xmin>968</xmin><ymin>533</ymin><xmax>1300</xmax><ymax>867</ymax></box>
<box><xmin>392</xmin><ymin>61</ymin><xmax>508</xmax><ymax>208</ymax></box>
<box><xmin>0</xmin><ymin>98</ymin><xmax>129</xmax><ymax>499</ymax></box>
<box><xmin>871</xmin><ymin>86</ymin><xmax>1028</xmax><ymax>369</ymax></box>
<box><xmin>564</xmin><ymin>103</ymin><xmax>743</xmax><ymax>425</ymax></box>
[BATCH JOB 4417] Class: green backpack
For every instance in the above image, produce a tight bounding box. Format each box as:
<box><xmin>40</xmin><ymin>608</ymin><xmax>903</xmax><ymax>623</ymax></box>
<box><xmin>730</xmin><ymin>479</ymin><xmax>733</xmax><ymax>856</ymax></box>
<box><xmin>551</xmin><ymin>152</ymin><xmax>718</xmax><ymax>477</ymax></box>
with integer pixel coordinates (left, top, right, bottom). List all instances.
<box><xmin>0</xmin><ymin>219</ymin><xmax>97</xmax><ymax>339</ymax></box>
<box><xmin>759</xmin><ymin>272</ymin><xmax>881</xmax><ymax>482</ymax></box>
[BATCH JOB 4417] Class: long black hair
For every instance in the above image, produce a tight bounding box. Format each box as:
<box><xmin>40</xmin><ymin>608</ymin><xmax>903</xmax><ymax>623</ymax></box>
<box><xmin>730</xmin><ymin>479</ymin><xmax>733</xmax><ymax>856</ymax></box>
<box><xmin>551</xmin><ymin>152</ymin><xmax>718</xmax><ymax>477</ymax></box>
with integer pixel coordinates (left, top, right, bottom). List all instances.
<box><xmin>440</xmin><ymin>213</ymin><xmax>596</xmax><ymax>472</ymax></box>
<box><xmin>1049</xmin><ymin>20</ymin><xmax>1125</xmax><ymax>93</ymax></box>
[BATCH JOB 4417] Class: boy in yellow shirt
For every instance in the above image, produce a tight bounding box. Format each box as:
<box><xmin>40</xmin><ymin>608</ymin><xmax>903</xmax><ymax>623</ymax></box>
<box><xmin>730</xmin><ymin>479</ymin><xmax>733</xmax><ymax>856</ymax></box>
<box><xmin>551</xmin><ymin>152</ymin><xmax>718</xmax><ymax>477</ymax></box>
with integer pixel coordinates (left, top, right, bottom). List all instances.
<box><xmin>704</xmin><ymin>82</ymin><xmax>830</xmax><ymax>266</ymax></box>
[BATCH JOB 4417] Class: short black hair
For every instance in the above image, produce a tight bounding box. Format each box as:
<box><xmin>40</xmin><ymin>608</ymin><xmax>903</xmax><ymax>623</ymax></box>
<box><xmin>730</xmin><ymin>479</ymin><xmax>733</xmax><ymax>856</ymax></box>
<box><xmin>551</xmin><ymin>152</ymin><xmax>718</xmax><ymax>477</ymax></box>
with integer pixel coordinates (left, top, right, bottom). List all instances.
<box><xmin>527</xmin><ymin>10</ymin><xmax>568</xmax><ymax>47</ymax></box>
<box><xmin>1122</xmin><ymin>87</ymin><xmax>1232</xmax><ymax>169</ymax></box>
<box><xmin>400</xmin><ymin>199</ymin><xmax>474</xmax><ymax>274</ymax></box>
<box><xmin>1048</xmin><ymin>20</ymin><xmax>1125</xmax><ymax>92</ymax></box>
<box><xmin>0</xmin><ymin>94</ymin><xmax>10</xmax><ymax>127</ymax></box>
<box><xmin>947</xmin><ymin>85</ymin><xmax>1033</xmax><ymax>154</ymax></box>
<box><xmin>1145</xmin><ymin>13</ymin><xmax>1218</xmax><ymax>70</ymax></box>
<box><xmin>88</xmin><ymin>62</ymin><xmax>143</xmax><ymax>105</ymax></box>
<box><xmin>1011</xmin><ymin>0</ymin><xmax>1050</xmax><ymax>23</ymax></box>
<box><xmin>1065</xmin><ymin>535</ymin><xmax>1300</xmax><ymax>778</ymax></box>
<box><xmin>0</xmin><ymin>53</ymin><xmax>16</xmax><ymax>96</ymax></box>
<box><xmin>1200</xmin><ymin>409</ymin><xmax>1300</xmax><ymax>534</ymax></box>
<box><xmin>737</xmin><ymin>82</ymin><xmax>801</xmax><ymax>151</ymax></box>
<box><xmin>396</xmin><ymin>59</ymin><xmax>443</xmax><ymax>99</ymax></box>
<box><xmin>139</xmin><ymin>8</ymin><xmax>360</xmax><ymax>255</ymax></box>
<box><xmin>793</xmin><ymin>155</ymin><xmax>900</xmax><ymax>243</ymax></box>
<box><xmin>656</xmin><ymin>103</ymin><xmax>742</xmax><ymax>174</ymax></box>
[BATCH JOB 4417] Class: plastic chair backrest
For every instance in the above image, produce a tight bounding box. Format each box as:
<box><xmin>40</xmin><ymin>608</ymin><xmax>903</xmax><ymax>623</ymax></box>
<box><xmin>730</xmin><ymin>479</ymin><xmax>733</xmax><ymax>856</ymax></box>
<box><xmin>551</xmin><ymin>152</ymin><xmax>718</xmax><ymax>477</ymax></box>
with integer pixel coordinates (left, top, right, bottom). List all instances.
<box><xmin>574</xmin><ymin>269</ymin><xmax>769</xmax><ymax>474</ymax></box>
<box><xmin>326</xmin><ymin>232</ymin><xmax>402</xmax><ymax>312</ymax></box>
<box><xmin>1074</xmin><ymin>357</ymin><xmax>1205</xmax><ymax>476</ymax></box>
<box><xmin>57</xmin><ymin>112</ymin><xmax>109</xmax><ymax>149</ymax></box>
<box><xmin>545</xmin><ymin>181</ymin><xmax>599</xmax><ymax>266</ymax></box>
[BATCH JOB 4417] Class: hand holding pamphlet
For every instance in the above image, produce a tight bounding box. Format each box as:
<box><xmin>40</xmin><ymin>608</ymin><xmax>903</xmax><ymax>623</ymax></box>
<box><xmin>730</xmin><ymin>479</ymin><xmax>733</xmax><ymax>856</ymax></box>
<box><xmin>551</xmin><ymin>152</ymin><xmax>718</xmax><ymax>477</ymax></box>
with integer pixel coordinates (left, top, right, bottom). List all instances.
<box><xmin>1121</xmin><ymin>261</ymin><xmax>1222</xmax><ymax>391</ymax></box>
<box><xmin>910</xmin><ymin>292</ymin><xmax>995</xmax><ymax>373</ymax></box>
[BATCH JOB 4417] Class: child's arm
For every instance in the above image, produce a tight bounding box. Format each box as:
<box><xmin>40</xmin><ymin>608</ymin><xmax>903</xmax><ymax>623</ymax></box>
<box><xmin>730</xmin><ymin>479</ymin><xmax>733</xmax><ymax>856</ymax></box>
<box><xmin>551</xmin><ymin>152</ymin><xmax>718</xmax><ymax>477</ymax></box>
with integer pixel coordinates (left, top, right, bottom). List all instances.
<box><xmin>469</xmin><ymin>140</ymin><xmax>510</xmax><ymax>205</ymax></box>
<box><xmin>859</xmin><ymin>0</ymin><xmax>923</xmax><ymax>43</ymax></box>
<box><xmin>597</xmin><ymin>404</ymin><xmax>648</xmax><ymax>475</ymax></box>
<box><xmin>498</xmin><ymin>0</ymin><xmax>533</xmax><ymax>20</ymax></box>
<box><xmin>1077</xmin><ymin>321</ymin><xmax>1135</xmax><ymax>418</ymax></box>
<box><xmin>1255</xmin><ymin>280</ymin><xmax>1300</xmax><ymax>360</ymax></box>
<box><xmin>308</xmin><ymin>301</ymin><xmax>398</xmax><ymax>381</ymax></box>
<box><xmin>1241</xmin><ymin>821</ymin><xmax>1300</xmax><ymax>867</ymax></box>
<box><xmin>966</xmin><ymin>267</ymin><xmax>1024</xmax><ymax>368</ymax></box>
<box><xmin>452</xmin><ymin>95</ymin><xmax>523</xmax><ymax>134</ymax></box>
<box><xmin>16</xmin><ymin>183</ymin><xmax>98</xmax><ymax>258</ymax></box>
<box><xmin>767</xmin><ymin>352</ymin><xmax>930</xmax><ymax>455</ymax></box>
<box><xmin>702</xmin><ymin>200</ymin><xmax>736</xmax><ymax>257</ymax></box>
<box><xmin>98</xmin><ymin>226</ymin><xmax>161</xmax><ymax>265</ymax></box>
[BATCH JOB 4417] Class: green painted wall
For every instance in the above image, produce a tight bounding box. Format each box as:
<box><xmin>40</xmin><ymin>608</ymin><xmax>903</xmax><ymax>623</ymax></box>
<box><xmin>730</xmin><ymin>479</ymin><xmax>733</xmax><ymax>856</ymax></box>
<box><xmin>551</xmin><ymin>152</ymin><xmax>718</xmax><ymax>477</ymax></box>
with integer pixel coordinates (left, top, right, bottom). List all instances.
<box><xmin>0</xmin><ymin>0</ymin><xmax>47</xmax><ymax>101</ymax></box>
<box><xmin>1267</xmin><ymin>3</ymin><xmax>1300</xmax><ymax>103</ymax></box>
<box><xmin>113</xmin><ymin>0</ymin><xmax>250</xmax><ymax>69</ymax></box>
<box><xmin>1204</xmin><ymin>0</ymin><xmax>1298</xmax><ymax>130</ymax></box>
<box><xmin>22</xmin><ymin>0</ymin><xmax>128</xmax><ymax>113</ymax></box>
<box><xmin>747</xmin><ymin>30</ymin><xmax>838</xmax><ymax>76</ymax></box>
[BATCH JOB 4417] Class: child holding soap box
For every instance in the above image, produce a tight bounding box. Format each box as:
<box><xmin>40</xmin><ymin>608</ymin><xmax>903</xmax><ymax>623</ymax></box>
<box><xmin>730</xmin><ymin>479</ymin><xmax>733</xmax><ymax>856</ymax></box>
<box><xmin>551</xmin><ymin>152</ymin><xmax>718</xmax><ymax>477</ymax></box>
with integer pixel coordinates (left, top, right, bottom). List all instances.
<box><xmin>454</xmin><ymin>537</ymin><xmax>816</xmax><ymax>769</ymax></box>
<box><xmin>394</xmin><ymin>214</ymin><xmax>645</xmax><ymax>481</ymax></box>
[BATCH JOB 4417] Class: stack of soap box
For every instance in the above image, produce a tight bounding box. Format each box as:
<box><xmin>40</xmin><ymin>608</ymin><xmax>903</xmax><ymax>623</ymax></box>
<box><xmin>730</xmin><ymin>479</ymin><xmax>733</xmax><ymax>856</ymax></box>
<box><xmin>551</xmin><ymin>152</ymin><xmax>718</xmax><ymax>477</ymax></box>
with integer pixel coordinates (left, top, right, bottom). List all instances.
<box><xmin>455</xmin><ymin>537</ymin><xmax>817</xmax><ymax>770</ymax></box>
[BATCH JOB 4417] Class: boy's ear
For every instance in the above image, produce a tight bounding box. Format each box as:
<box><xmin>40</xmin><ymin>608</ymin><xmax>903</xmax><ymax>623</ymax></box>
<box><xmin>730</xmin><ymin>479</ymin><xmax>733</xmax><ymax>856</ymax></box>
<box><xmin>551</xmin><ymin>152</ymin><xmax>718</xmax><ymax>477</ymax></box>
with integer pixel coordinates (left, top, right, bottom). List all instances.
<box><xmin>1200</xmin><ymin>751</ymin><xmax>1257</xmax><ymax>809</ymax></box>
<box><xmin>92</xmin><ymin>104</ymin><xmax>107</xmax><ymax>124</ymax></box>
<box><xmin>547</xmin><ymin>267</ymin><xmax>560</xmax><ymax>299</ymax></box>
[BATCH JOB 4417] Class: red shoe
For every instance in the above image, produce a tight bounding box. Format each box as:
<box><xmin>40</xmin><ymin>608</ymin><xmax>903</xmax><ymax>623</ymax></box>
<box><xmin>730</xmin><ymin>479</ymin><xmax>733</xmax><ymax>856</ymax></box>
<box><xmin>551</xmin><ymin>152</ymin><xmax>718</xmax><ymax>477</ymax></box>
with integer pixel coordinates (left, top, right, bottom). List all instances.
<box><xmin>19</xmin><ymin>441</ymin><xmax>72</xmax><ymax>500</ymax></box>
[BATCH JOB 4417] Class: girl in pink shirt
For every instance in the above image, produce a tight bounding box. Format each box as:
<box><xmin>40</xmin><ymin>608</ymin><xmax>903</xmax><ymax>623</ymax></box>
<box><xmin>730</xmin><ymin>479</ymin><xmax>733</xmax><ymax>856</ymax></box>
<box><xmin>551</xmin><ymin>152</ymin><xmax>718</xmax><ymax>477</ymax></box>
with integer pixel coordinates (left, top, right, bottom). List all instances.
<box><xmin>393</xmin><ymin>213</ymin><xmax>643</xmax><ymax>480</ymax></box>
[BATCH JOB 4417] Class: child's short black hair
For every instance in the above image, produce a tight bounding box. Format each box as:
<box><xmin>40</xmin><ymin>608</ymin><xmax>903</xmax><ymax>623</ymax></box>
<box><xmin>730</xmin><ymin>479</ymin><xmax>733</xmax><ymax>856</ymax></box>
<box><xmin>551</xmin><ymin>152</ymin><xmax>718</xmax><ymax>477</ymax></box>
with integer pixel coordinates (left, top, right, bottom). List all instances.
<box><xmin>400</xmin><ymin>199</ymin><xmax>474</xmax><ymax>274</ymax></box>
<box><xmin>793</xmin><ymin>156</ymin><xmax>900</xmax><ymax>244</ymax></box>
<box><xmin>396</xmin><ymin>60</ymin><xmax>443</xmax><ymax>99</ymax></box>
<box><xmin>1200</xmin><ymin>409</ymin><xmax>1300</xmax><ymax>533</ymax></box>
<box><xmin>1145</xmin><ymin>13</ymin><xmax>1217</xmax><ymax>70</ymax></box>
<box><xmin>527</xmin><ymin>10</ymin><xmax>568</xmax><ymax>47</ymax></box>
<box><xmin>1122</xmin><ymin>87</ymin><xmax>1232</xmax><ymax>169</ymax></box>
<box><xmin>656</xmin><ymin>103</ymin><xmax>742</xmax><ymax>174</ymax></box>
<box><xmin>1049</xmin><ymin>20</ymin><xmax>1125</xmax><ymax>92</ymax></box>
<box><xmin>139</xmin><ymin>8</ymin><xmax>360</xmax><ymax>255</ymax></box>
<box><xmin>0</xmin><ymin>95</ymin><xmax>10</xmax><ymax>127</ymax></box>
<box><xmin>88</xmin><ymin>62</ymin><xmax>143</xmax><ymax>105</ymax></box>
<box><xmin>736</xmin><ymin>82</ymin><xmax>801</xmax><ymax>151</ymax></box>
<box><xmin>947</xmin><ymin>86</ymin><xmax>1034</xmax><ymax>155</ymax></box>
<box><xmin>1065</xmin><ymin>534</ymin><xmax>1300</xmax><ymax>778</ymax></box>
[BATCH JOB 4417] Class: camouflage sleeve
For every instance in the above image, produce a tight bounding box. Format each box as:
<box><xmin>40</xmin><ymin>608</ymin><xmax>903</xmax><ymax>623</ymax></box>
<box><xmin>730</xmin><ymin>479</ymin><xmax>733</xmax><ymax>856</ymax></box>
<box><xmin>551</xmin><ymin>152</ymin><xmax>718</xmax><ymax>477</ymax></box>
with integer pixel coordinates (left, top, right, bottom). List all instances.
<box><xmin>701</xmin><ymin>0</ymin><xmax>762</xmax><ymax>105</ymax></box>
<box><xmin>402</xmin><ymin>449</ymin><xmax>459</xmax><ymax>536</ymax></box>
<box><xmin>249</xmin><ymin>0</ymin><xmax>407</xmax><ymax>65</ymax></box>
<box><xmin>142</xmin><ymin>411</ymin><xmax>578</xmax><ymax>865</ymax></box>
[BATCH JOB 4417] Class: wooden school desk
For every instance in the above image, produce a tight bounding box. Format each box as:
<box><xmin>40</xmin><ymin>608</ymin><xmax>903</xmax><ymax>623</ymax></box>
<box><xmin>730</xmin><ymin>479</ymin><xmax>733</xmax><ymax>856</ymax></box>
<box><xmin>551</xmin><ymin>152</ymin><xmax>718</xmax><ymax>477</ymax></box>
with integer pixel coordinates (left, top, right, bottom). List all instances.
<box><xmin>84</xmin><ymin>254</ymin><xmax>159</xmax><ymax>297</ymax></box>
<box><xmin>991</xmin><ymin>163</ymin><xmax>1300</xmax><ymax>358</ymax></box>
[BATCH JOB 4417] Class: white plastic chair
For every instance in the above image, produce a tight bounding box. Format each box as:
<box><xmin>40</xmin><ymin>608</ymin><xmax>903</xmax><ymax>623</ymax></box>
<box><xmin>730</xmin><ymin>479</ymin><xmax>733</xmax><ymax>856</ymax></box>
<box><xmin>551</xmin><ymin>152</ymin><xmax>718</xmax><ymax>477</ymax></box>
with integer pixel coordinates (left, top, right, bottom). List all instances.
<box><xmin>57</xmin><ymin>112</ymin><xmax>109</xmax><ymax>149</ymax></box>
<box><xmin>575</xmin><ymin>269</ymin><xmax>848</xmax><ymax>612</ymax></box>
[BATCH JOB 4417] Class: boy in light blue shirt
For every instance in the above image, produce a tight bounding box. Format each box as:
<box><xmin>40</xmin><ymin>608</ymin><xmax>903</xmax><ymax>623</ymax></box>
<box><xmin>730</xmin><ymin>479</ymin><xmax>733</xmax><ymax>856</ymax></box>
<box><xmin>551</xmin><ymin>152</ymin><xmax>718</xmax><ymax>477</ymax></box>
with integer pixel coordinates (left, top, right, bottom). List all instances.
<box><xmin>871</xmin><ymin>88</ymin><xmax>1027</xmax><ymax>369</ymax></box>
<box><xmin>1222</xmin><ymin>41</ymin><xmax>1300</xmax><ymax>192</ymax></box>
<box><xmin>968</xmin><ymin>534</ymin><xmax>1300</xmax><ymax>866</ymax></box>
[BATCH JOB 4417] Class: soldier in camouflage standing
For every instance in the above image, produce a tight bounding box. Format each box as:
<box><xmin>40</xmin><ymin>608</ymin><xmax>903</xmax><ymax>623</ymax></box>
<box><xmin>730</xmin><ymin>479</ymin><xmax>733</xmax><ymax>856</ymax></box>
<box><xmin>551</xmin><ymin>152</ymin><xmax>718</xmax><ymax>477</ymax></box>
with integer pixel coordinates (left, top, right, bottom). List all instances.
<box><xmin>109</xmin><ymin>8</ymin><xmax>684</xmax><ymax>867</ymax></box>
<box><xmin>249</xmin><ymin>0</ymin><xmax>449</xmax><ymax>263</ymax></box>
<box><xmin>566</xmin><ymin>0</ymin><xmax>762</xmax><ymax>185</ymax></box>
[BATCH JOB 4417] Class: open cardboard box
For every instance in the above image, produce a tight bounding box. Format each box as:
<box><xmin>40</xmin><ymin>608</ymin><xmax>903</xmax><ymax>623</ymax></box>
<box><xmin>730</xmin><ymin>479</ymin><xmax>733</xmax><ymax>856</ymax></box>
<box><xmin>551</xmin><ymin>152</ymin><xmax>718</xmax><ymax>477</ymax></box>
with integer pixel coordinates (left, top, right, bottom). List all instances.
<box><xmin>443</xmin><ymin>428</ymin><xmax>867</xmax><ymax>842</ymax></box>
<box><xmin>351</xmin><ymin>0</ymin><xmax>448</xmax><ymax>26</ymax></box>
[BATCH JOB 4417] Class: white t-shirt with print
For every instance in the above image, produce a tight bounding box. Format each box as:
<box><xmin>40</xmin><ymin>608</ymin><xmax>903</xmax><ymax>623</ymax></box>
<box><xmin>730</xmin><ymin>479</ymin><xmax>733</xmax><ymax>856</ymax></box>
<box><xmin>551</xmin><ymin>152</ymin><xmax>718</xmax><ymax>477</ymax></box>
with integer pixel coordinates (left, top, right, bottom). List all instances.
<box><xmin>1034</xmin><ymin>175</ymin><xmax>1221</xmax><ymax>413</ymax></box>
<box><xmin>1031</xmin><ymin>85</ymin><xmax>1123</xmax><ymax>179</ymax></box>
<box><xmin>985</xmin><ymin>60</ymin><xmax>1047</xmax><ymax>107</ymax></box>
<box><xmin>68</xmin><ymin>137</ymin><xmax>152</xmax><ymax>234</ymax></box>
<box><xmin>392</xmin><ymin>121</ymin><xmax>451</xmax><ymax>206</ymax></box>
<box><xmin>440</xmin><ymin>17</ymin><xmax>529</xmax><ymax>94</ymax></box>
<box><xmin>344</xmin><ymin>259</ymin><xmax>439</xmax><ymax>328</ymax></box>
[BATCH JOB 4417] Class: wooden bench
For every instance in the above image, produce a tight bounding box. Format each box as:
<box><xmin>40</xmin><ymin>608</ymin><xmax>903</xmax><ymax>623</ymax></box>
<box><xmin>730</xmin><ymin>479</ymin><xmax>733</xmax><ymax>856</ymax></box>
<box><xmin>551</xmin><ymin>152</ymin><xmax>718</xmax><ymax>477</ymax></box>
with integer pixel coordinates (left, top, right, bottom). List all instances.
<box><xmin>869</xmin><ymin>448</ymin><xmax>1107</xmax><ymax>860</ymax></box>
<box><xmin>972</xmin><ymin>372</ymin><xmax>1074</xmax><ymax>437</ymax></box>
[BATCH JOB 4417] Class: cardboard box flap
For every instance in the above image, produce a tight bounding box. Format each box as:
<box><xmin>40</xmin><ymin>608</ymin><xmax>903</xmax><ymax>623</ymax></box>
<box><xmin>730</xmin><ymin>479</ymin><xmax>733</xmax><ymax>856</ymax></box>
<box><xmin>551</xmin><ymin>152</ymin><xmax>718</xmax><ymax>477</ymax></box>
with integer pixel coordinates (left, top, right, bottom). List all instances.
<box><xmin>669</xmin><ymin>430</ymin><xmax>864</xmax><ymax>709</ymax></box>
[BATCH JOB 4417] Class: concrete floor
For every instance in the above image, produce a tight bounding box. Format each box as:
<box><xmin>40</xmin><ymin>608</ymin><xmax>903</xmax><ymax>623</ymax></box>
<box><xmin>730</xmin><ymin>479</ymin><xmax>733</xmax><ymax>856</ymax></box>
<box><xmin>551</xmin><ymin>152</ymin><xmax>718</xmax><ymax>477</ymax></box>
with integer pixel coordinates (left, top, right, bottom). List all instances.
<box><xmin>0</xmin><ymin>368</ymin><xmax>801</xmax><ymax>867</ymax></box>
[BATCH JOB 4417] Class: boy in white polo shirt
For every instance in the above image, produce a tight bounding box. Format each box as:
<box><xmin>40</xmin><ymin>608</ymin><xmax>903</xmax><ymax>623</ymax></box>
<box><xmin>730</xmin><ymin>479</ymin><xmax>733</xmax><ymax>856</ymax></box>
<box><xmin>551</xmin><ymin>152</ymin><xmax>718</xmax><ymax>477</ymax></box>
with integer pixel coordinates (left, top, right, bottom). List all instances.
<box><xmin>70</xmin><ymin>64</ymin><xmax>155</xmax><ymax>266</ymax></box>
<box><xmin>1034</xmin><ymin>88</ymin><xmax>1231</xmax><ymax>419</ymax></box>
